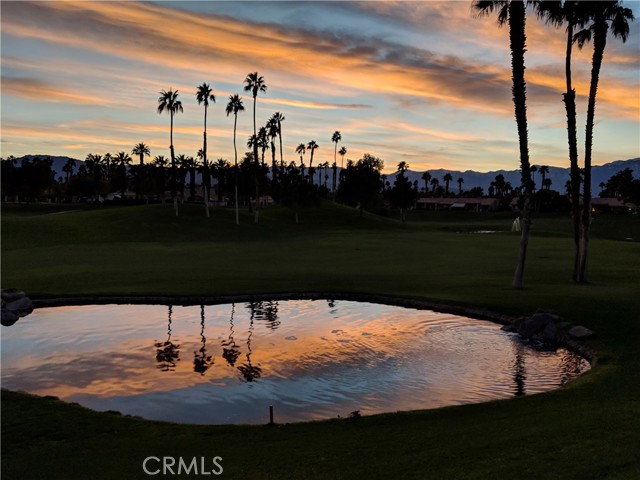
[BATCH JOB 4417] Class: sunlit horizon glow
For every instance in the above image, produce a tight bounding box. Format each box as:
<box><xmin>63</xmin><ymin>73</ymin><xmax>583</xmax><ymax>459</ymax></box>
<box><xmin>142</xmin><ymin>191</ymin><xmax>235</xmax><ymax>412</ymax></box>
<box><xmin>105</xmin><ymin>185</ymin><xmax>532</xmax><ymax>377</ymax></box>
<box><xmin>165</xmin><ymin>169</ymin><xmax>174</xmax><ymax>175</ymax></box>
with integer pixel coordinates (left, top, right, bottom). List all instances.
<box><xmin>1</xmin><ymin>1</ymin><xmax>638</xmax><ymax>173</ymax></box>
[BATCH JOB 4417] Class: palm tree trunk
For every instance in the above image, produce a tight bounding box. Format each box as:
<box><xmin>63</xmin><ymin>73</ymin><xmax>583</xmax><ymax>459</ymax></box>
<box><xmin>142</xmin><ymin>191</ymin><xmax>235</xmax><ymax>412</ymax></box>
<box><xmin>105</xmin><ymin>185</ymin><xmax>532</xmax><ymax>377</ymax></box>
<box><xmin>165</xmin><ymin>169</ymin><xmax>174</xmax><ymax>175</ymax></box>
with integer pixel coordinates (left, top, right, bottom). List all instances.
<box><xmin>252</xmin><ymin>95</ymin><xmax>260</xmax><ymax>224</ymax></box>
<box><xmin>563</xmin><ymin>17</ymin><xmax>581</xmax><ymax>281</ymax></box>
<box><xmin>170</xmin><ymin>113</ymin><xmax>178</xmax><ymax>217</ymax></box>
<box><xmin>203</xmin><ymin>106</ymin><xmax>210</xmax><ymax>218</ymax></box>
<box><xmin>509</xmin><ymin>0</ymin><xmax>534</xmax><ymax>290</ymax></box>
<box><xmin>233</xmin><ymin>114</ymin><xmax>239</xmax><ymax>226</ymax></box>
<box><xmin>578</xmin><ymin>18</ymin><xmax>607</xmax><ymax>283</ymax></box>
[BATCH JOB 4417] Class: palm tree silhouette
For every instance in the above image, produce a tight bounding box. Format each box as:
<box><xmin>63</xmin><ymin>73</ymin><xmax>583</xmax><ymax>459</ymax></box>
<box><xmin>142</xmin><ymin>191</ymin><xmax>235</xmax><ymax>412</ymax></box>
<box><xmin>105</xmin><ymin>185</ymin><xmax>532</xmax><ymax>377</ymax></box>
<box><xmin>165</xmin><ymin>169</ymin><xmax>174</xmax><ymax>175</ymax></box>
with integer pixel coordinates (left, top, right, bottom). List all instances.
<box><xmin>84</xmin><ymin>153</ymin><xmax>103</xmax><ymax>200</ymax></box>
<box><xmin>226</xmin><ymin>94</ymin><xmax>245</xmax><ymax>226</ymax></box>
<box><xmin>306</xmin><ymin>140</ymin><xmax>318</xmax><ymax>183</ymax></box>
<box><xmin>421</xmin><ymin>171</ymin><xmax>431</xmax><ymax>193</ymax></box>
<box><xmin>271</xmin><ymin>112</ymin><xmax>285</xmax><ymax>167</ymax></box>
<box><xmin>537</xmin><ymin>165</ymin><xmax>549</xmax><ymax>192</ymax></box>
<box><xmin>331</xmin><ymin>131</ymin><xmax>342</xmax><ymax>192</ymax></box>
<box><xmin>474</xmin><ymin>0</ymin><xmax>535</xmax><ymax>289</ymax></box>
<box><xmin>238</xmin><ymin>306</ymin><xmax>262</xmax><ymax>382</ymax></box>
<box><xmin>244</xmin><ymin>72</ymin><xmax>267</xmax><ymax>224</ymax></box>
<box><xmin>221</xmin><ymin>303</ymin><xmax>241</xmax><ymax>367</ymax></box>
<box><xmin>443</xmin><ymin>173</ymin><xmax>453</xmax><ymax>195</ymax></box>
<box><xmin>155</xmin><ymin>305</ymin><xmax>180</xmax><ymax>372</ymax></box>
<box><xmin>193</xmin><ymin>305</ymin><xmax>214</xmax><ymax>375</ymax></box>
<box><xmin>267</xmin><ymin>116</ymin><xmax>279</xmax><ymax>185</ymax></box>
<box><xmin>296</xmin><ymin>143</ymin><xmax>306</xmax><ymax>177</ymax></box>
<box><xmin>430</xmin><ymin>177</ymin><xmax>439</xmax><ymax>194</ymax></box>
<box><xmin>132</xmin><ymin>142</ymin><xmax>150</xmax><ymax>166</ymax></box>
<box><xmin>574</xmin><ymin>1</ymin><xmax>634</xmax><ymax>283</ymax></box>
<box><xmin>157</xmin><ymin>89</ymin><xmax>183</xmax><ymax>216</ymax></box>
<box><xmin>457</xmin><ymin>177</ymin><xmax>464</xmax><ymax>195</ymax></box>
<box><xmin>537</xmin><ymin>1</ymin><xmax>589</xmax><ymax>281</ymax></box>
<box><xmin>62</xmin><ymin>158</ymin><xmax>75</xmax><ymax>184</ymax></box>
<box><xmin>338</xmin><ymin>146</ymin><xmax>347</xmax><ymax>169</ymax></box>
<box><xmin>196</xmin><ymin>83</ymin><xmax>216</xmax><ymax>218</ymax></box>
<box><xmin>257</xmin><ymin>127</ymin><xmax>269</xmax><ymax>166</ymax></box>
<box><xmin>114</xmin><ymin>151</ymin><xmax>132</xmax><ymax>200</ymax></box>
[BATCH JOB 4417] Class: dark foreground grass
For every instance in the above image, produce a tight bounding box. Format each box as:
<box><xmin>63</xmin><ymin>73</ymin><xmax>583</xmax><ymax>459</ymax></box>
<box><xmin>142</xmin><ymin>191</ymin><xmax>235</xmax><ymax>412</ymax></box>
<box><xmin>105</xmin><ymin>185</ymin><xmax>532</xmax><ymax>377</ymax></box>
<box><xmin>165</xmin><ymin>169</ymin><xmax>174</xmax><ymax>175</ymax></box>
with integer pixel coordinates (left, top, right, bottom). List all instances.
<box><xmin>2</xmin><ymin>202</ymin><xmax>640</xmax><ymax>479</ymax></box>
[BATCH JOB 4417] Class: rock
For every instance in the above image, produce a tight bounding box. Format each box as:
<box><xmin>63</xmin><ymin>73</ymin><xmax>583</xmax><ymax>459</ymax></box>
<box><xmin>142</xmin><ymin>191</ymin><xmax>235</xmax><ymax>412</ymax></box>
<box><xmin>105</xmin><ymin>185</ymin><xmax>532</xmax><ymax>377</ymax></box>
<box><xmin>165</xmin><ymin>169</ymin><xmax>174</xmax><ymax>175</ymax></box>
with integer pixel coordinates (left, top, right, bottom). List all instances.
<box><xmin>517</xmin><ymin>313</ymin><xmax>555</xmax><ymax>338</ymax></box>
<box><xmin>500</xmin><ymin>323</ymin><xmax>517</xmax><ymax>333</ymax></box>
<box><xmin>541</xmin><ymin>322</ymin><xmax>559</xmax><ymax>342</ymax></box>
<box><xmin>568</xmin><ymin>325</ymin><xmax>593</xmax><ymax>338</ymax></box>
<box><xmin>1</xmin><ymin>289</ymin><xmax>26</xmax><ymax>303</ymax></box>
<box><xmin>4</xmin><ymin>296</ymin><xmax>34</xmax><ymax>317</ymax></box>
<box><xmin>556</xmin><ymin>321</ymin><xmax>572</xmax><ymax>331</ymax></box>
<box><xmin>1</xmin><ymin>309</ymin><xmax>20</xmax><ymax>326</ymax></box>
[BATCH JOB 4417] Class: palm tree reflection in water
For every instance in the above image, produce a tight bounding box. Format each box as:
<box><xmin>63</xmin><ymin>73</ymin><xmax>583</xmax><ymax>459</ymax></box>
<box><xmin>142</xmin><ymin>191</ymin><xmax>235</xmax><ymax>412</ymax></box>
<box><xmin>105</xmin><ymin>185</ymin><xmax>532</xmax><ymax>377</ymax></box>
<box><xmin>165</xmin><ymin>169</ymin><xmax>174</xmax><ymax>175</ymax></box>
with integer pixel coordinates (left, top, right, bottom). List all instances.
<box><xmin>221</xmin><ymin>303</ymin><xmax>241</xmax><ymax>367</ymax></box>
<box><xmin>512</xmin><ymin>340</ymin><xmax>526</xmax><ymax>397</ymax></box>
<box><xmin>193</xmin><ymin>305</ymin><xmax>214</xmax><ymax>375</ymax></box>
<box><xmin>251</xmin><ymin>301</ymin><xmax>280</xmax><ymax>330</ymax></box>
<box><xmin>155</xmin><ymin>305</ymin><xmax>180</xmax><ymax>371</ymax></box>
<box><xmin>238</xmin><ymin>304</ymin><xmax>262</xmax><ymax>382</ymax></box>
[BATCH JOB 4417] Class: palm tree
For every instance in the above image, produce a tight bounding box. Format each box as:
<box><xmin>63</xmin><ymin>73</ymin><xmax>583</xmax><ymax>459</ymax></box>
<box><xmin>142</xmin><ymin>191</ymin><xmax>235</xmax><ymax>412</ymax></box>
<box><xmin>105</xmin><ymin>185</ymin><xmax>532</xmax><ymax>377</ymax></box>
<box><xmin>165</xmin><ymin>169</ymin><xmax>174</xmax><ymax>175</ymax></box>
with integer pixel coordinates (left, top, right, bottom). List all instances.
<box><xmin>538</xmin><ymin>165</ymin><xmax>549</xmax><ymax>191</ymax></box>
<box><xmin>196</xmin><ymin>82</ymin><xmax>216</xmax><ymax>218</ymax></box>
<box><xmin>457</xmin><ymin>177</ymin><xmax>465</xmax><ymax>195</ymax></box>
<box><xmin>331</xmin><ymin>131</ymin><xmax>342</xmax><ymax>192</ymax></box>
<box><xmin>537</xmin><ymin>1</ymin><xmax>588</xmax><ymax>281</ymax></box>
<box><xmin>267</xmin><ymin>116</ymin><xmax>279</xmax><ymax>185</ymax></box>
<box><xmin>257</xmin><ymin>127</ymin><xmax>268</xmax><ymax>165</ymax></box>
<box><xmin>296</xmin><ymin>143</ymin><xmax>306</xmax><ymax>177</ymax></box>
<box><xmin>339</xmin><ymin>146</ymin><xmax>347</xmax><ymax>168</ymax></box>
<box><xmin>421</xmin><ymin>171</ymin><xmax>431</xmax><ymax>193</ymax></box>
<box><xmin>84</xmin><ymin>153</ymin><xmax>103</xmax><ymax>200</ymax></box>
<box><xmin>226</xmin><ymin>94</ymin><xmax>245</xmax><ymax>225</ymax></box>
<box><xmin>153</xmin><ymin>155</ymin><xmax>168</xmax><ymax>200</ymax></box>
<box><xmin>132</xmin><ymin>142</ymin><xmax>150</xmax><ymax>165</ymax></box>
<box><xmin>307</xmin><ymin>140</ymin><xmax>318</xmax><ymax>183</ymax></box>
<box><xmin>474</xmin><ymin>0</ymin><xmax>535</xmax><ymax>289</ymax></box>
<box><xmin>244</xmin><ymin>72</ymin><xmax>267</xmax><ymax>223</ymax></box>
<box><xmin>62</xmin><ymin>158</ymin><xmax>75</xmax><ymax>184</ymax></box>
<box><xmin>443</xmin><ymin>173</ymin><xmax>453</xmax><ymax>195</ymax></box>
<box><xmin>157</xmin><ymin>89</ymin><xmax>183</xmax><ymax>216</ymax></box>
<box><xmin>574</xmin><ymin>1</ymin><xmax>634</xmax><ymax>283</ymax></box>
<box><xmin>271</xmin><ymin>112</ymin><xmax>285</xmax><ymax>166</ymax></box>
<box><xmin>430</xmin><ymin>177</ymin><xmax>439</xmax><ymax>194</ymax></box>
<box><xmin>114</xmin><ymin>151</ymin><xmax>132</xmax><ymax>200</ymax></box>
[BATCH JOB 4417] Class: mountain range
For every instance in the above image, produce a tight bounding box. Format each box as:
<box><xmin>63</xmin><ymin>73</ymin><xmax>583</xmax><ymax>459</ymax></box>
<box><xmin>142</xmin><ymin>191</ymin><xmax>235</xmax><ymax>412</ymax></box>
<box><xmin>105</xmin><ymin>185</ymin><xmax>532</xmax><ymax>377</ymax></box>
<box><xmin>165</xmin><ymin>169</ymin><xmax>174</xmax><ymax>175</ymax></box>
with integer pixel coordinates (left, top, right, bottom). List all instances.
<box><xmin>13</xmin><ymin>155</ymin><xmax>640</xmax><ymax>194</ymax></box>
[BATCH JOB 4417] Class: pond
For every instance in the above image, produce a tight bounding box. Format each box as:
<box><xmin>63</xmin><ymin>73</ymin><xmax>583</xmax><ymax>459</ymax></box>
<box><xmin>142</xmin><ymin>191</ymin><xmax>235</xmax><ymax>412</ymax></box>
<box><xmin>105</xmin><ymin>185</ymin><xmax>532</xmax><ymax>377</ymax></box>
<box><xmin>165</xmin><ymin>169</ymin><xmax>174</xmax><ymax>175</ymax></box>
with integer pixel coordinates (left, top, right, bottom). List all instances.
<box><xmin>1</xmin><ymin>300</ymin><xmax>590</xmax><ymax>425</ymax></box>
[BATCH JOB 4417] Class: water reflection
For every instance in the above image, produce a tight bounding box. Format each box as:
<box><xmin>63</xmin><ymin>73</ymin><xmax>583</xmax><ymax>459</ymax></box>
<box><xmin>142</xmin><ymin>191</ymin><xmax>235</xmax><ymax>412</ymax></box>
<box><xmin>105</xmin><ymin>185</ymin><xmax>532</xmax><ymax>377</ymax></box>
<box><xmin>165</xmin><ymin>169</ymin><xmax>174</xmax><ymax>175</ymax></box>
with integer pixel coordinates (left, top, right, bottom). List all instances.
<box><xmin>512</xmin><ymin>340</ymin><xmax>526</xmax><ymax>397</ymax></box>
<box><xmin>154</xmin><ymin>305</ymin><xmax>180</xmax><ymax>371</ymax></box>
<box><xmin>238</xmin><ymin>305</ymin><xmax>262</xmax><ymax>382</ymax></box>
<box><xmin>193</xmin><ymin>305</ymin><xmax>214</xmax><ymax>375</ymax></box>
<box><xmin>221</xmin><ymin>303</ymin><xmax>241</xmax><ymax>367</ymax></box>
<box><xmin>249</xmin><ymin>301</ymin><xmax>280</xmax><ymax>330</ymax></box>
<box><xmin>0</xmin><ymin>301</ymin><xmax>591</xmax><ymax>425</ymax></box>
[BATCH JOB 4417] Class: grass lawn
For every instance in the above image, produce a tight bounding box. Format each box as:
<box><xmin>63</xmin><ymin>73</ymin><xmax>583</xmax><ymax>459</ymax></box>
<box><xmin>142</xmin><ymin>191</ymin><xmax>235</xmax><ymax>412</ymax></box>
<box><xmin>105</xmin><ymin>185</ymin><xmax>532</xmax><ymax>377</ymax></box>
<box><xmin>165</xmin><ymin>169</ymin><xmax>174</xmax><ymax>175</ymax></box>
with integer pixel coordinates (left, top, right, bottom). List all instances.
<box><xmin>2</xmin><ymin>202</ymin><xmax>640</xmax><ymax>479</ymax></box>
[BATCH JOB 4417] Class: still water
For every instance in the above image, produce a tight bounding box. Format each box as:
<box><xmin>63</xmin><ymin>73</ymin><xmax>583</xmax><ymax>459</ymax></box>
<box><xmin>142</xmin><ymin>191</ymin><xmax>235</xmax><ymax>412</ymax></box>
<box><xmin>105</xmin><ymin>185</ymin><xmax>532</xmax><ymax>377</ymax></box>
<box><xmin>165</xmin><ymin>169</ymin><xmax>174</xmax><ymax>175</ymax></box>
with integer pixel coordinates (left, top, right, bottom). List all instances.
<box><xmin>1</xmin><ymin>300</ymin><xmax>590</xmax><ymax>424</ymax></box>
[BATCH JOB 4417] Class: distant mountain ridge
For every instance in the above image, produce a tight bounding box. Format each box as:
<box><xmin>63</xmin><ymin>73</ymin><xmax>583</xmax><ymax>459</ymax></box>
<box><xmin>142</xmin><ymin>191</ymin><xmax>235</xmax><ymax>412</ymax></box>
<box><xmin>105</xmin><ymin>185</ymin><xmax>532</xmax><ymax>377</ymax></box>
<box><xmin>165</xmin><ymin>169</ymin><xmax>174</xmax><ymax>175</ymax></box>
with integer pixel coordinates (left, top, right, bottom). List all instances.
<box><xmin>13</xmin><ymin>154</ymin><xmax>640</xmax><ymax>193</ymax></box>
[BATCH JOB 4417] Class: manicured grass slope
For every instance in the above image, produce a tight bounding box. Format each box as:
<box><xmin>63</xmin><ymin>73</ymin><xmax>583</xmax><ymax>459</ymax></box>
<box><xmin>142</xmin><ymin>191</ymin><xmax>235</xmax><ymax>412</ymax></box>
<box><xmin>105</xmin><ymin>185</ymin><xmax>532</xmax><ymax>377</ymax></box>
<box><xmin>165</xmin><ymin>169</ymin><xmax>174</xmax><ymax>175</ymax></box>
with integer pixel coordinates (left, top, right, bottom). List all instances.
<box><xmin>2</xmin><ymin>203</ymin><xmax>640</xmax><ymax>479</ymax></box>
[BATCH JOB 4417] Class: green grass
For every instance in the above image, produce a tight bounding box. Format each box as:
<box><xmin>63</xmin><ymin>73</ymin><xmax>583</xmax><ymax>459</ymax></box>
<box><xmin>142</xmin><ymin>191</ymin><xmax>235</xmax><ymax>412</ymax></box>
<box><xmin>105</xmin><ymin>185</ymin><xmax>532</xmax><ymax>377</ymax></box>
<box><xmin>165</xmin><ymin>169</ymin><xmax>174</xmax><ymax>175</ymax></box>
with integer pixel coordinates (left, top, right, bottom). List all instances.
<box><xmin>2</xmin><ymin>202</ymin><xmax>640</xmax><ymax>479</ymax></box>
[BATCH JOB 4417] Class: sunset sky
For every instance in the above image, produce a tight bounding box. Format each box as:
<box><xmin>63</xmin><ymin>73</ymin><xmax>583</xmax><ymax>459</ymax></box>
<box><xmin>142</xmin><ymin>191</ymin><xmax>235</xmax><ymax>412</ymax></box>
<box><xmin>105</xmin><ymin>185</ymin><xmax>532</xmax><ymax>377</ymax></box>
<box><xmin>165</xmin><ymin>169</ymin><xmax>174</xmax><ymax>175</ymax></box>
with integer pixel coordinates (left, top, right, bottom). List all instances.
<box><xmin>1</xmin><ymin>1</ymin><xmax>638</xmax><ymax>173</ymax></box>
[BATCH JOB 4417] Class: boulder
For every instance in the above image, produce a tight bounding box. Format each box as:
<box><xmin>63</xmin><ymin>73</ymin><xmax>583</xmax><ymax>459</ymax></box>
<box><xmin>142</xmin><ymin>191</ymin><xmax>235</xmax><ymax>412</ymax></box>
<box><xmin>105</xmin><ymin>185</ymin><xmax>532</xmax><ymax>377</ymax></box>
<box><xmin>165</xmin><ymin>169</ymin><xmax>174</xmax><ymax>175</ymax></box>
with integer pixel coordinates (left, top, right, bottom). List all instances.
<box><xmin>540</xmin><ymin>322</ymin><xmax>560</xmax><ymax>343</ymax></box>
<box><xmin>4</xmin><ymin>296</ymin><xmax>34</xmax><ymax>317</ymax></box>
<box><xmin>1</xmin><ymin>289</ymin><xmax>26</xmax><ymax>303</ymax></box>
<box><xmin>517</xmin><ymin>312</ymin><xmax>556</xmax><ymax>338</ymax></box>
<box><xmin>568</xmin><ymin>325</ymin><xmax>593</xmax><ymax>338</ymax></box>
<box><xmin>1</xmin><ymin>309</ymin><xmax>20</xmax><ymax>326</ymax></box>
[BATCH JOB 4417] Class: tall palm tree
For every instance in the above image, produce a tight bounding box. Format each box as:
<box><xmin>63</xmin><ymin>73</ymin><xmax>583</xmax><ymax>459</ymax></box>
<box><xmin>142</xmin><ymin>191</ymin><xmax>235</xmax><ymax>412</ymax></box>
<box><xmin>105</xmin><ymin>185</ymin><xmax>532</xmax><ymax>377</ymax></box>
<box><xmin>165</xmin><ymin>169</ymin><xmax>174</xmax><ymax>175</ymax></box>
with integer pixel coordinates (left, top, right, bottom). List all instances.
<box><xmin>474</xmin><ymin>0</ymin><xmax>535</xmax><ymax>289</ymax></box>
<box><xmin>331</xmin><ymin>131</ymin><xmax>342</xmax><ymax>192</ymax></box>
<box><xmin>271</xmin><ymin>112</ymin><xmax>285</xmax><ymax>166</ymax></box>
<box><xmin>196</xmin><ymin>82</ymin><xmax>216</xmax><ymax>218</ymax></box>
<box><xmin>538</xmin><ymin>165</ymin><xmax>549</xmax><ymax>190</ymax></box>
<box><xmin>574</xmin><ymin>1</ymin><xmax>634</xmax><ymax>283</ymax></box>
<box><xmin>257</xmin><ymin>127</ymin><xmax>268</xmax><ymax>165</ymax></box>
<box><xmin>157</xmin><ymin>89</ymin><xmax>183</xmax><ymax>216</ymax></box>
<box><xmin>443</xmin><ymin>173</ymin><xmax>453</xmax><ymax>195</ymax></box>
<box><xmin>226</xmin><ymin>94</ymin><xmax>245</xmax><ymax>225</ymax></box>
<box><xmin>430</xmin><ymin>177</ymin><xmax>439</xmax><ymax>194</ymax></box>
<box><xmin>296</xmin><ymin>143</ymin><xmax>306</xmax><ymax>177</ymax></box>
<box><xmin>132</xmin><ymin>142</ymin><xmax>150</xmax><ymax>165</ymax></box>
<box><xmin>243</xmin><ymin>72</ymin><xmax>267</xmax><ymax>223</ymax></box>
<box><xmin>84</xmin><ymin>153</ymin><xmax>103</xmax><ymax>200</ymax></box>
<box><xmin>338</xmin><ymin>146</ymin><xmax>347</xmax><ymax>168</ymax></box>
<box><xmin>537</xmin><ymin>1</ymin><xmax>587</xmax><ymax>281</ymax></box>
<box><xmin>457</xmin><ymin>177</ymin><xmax>465</xmax><ymax>195</ymax></box>
<box><xmin>306</xmin><ymin>140</ymin><xmax>318</xmax><ymax>183</ymax></box>
<box><xmin>267</xmin><ymin>116</ymin><xmax>279</xmax><ymax>186</ymax></box>
<box><xmin>421</xmin><ymin>171</ymin><xmax>432</xmax><ymax>193</ymax></box>
<box><xmin>153</xmin><ymin>155</ymin><xmax>168</xmax><ymax>200</ymax></box>
<box><xmin>62</xmin><ymin>158</ymin><xmax>75</xmax><ymax>184</ymax></box>
<box><xmin>114</xmin><ymin>151</ymin><xmax>132</xmax><ymax>200</ymax></box>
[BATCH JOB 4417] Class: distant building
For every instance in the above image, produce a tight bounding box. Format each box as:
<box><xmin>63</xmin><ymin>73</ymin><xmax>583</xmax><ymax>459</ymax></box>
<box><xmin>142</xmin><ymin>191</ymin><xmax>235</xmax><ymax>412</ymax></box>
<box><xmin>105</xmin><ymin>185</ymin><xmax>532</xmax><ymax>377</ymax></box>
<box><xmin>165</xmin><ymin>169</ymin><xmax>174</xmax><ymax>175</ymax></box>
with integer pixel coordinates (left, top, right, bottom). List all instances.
<box><xmin>415</xmin><ymin>197</ymin><xmax>500</xmax><ymax>212</ymax></box>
